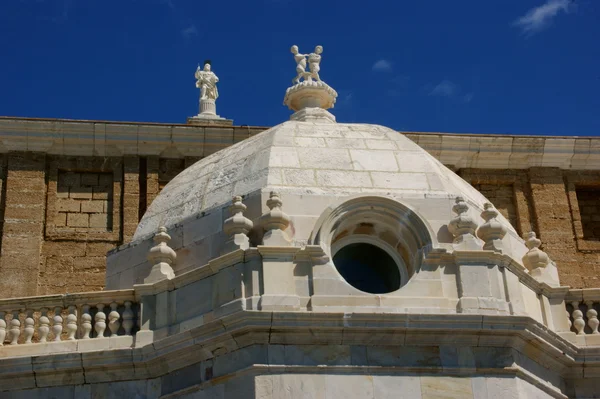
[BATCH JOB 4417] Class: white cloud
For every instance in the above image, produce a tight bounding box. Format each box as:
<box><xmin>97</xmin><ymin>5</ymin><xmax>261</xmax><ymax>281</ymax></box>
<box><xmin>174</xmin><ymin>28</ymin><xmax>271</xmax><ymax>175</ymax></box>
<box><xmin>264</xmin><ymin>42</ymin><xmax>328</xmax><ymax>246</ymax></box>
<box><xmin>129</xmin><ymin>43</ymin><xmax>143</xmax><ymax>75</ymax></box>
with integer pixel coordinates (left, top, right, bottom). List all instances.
<box><xmin>181</xmin><ymin>25</ymin><xmax>198</xmax><ymax>39</ymax></box>
<box><xmin>429</xmin><ymin>80</ymin><xmax>458</xmax><ymax>97</ymax></box>
<box><xmin>372</xmin><ymin>59</ymin><xmax>392</xmax><ymax>72</ymax></box>
<box><xmin>514</xmin><ymin>0</ymin><xmax>572</xmax><ymax>35</ymax></box>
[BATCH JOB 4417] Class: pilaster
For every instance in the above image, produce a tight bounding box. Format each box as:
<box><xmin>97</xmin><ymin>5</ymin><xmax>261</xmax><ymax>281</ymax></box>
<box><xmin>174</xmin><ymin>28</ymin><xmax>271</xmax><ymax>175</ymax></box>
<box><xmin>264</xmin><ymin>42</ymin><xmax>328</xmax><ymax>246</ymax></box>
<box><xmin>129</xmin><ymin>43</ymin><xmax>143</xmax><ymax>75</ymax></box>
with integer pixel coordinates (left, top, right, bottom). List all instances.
<box><xmin>123</xmin><ymin>156</ymin><xmax>140</xmax><ymax>243</ymax></box>
<box><xmin>0</xmin><ymin>152</ymin><xmax>46</xmax><ymax>297</ymax></box>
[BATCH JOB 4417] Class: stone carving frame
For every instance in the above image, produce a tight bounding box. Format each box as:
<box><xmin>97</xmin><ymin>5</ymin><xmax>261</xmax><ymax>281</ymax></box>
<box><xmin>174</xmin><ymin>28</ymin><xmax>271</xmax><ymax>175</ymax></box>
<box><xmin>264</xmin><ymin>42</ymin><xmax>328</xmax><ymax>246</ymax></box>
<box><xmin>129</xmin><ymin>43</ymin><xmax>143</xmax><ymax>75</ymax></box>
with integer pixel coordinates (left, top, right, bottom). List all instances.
<box><xmin>45</xmin><ymin>156</ymin><xmax>123</xmax><ymax>242</ymax></box>
<box><xmin>309</xmin><ymin>195</ymin><xmax>437</xmax><ymax>282</ymax></box>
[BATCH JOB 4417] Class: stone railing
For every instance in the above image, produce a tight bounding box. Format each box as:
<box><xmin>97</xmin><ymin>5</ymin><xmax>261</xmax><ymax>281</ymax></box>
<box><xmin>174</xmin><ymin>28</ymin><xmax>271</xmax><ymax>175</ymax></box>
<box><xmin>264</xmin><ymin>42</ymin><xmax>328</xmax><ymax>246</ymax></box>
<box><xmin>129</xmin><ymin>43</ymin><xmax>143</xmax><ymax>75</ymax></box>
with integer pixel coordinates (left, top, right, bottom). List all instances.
<box><xmin>565</xmin><ymin>288</ymin><xmax>600</xmax><ymax>336</ymax></box>
<box><xmin>0</xmin><ymin>290</ymin><xmax>137</xmax><ymax>347</ymax></box>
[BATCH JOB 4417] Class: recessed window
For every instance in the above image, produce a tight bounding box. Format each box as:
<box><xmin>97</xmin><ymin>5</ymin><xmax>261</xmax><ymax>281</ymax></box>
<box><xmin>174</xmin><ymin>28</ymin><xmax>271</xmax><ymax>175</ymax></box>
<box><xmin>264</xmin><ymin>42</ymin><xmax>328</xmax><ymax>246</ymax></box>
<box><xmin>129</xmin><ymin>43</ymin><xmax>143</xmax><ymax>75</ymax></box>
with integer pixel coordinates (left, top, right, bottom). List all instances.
<box><xmin>333</xmin><ymin>243</ymin><xmax>401</xmax><ymax>294</ymax></box>
<box><xmin>576</xmin><ymin>186</ymin><xmax>600</xmax><ymax>241</ymax></box>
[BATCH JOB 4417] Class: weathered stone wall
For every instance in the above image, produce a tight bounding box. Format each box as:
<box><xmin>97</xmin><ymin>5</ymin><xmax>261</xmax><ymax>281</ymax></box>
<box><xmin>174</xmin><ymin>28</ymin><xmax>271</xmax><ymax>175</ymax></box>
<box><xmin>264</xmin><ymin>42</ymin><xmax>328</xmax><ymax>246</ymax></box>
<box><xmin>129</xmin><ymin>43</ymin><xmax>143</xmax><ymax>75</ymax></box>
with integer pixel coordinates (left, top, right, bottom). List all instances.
<box><xmin>0</xmin><ymin>128</ymin><xmax>598</xmax><ymax>297</ymax></box>
<box><xmin>461</xmin><ymin>168</ymin><xmax>600</xmax><ymax>289</ymax></box>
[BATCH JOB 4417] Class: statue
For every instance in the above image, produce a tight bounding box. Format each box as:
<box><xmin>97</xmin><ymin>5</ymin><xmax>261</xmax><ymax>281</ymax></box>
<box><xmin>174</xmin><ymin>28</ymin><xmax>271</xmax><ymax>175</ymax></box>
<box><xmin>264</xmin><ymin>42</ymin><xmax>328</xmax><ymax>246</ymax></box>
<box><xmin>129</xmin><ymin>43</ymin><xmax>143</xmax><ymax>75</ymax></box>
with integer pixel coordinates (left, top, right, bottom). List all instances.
<box><xmin>290</xmin><ymin>45</ymin><xmax>324</xmax><ymax>84</ymax></box>
<box><xmin>284</xmin><ymin>44</ymin><xmax>338</xmax><ymax>123</ymax></box>
<box><xmin>308</xmin><ymin>45</ymin><xmax>323</xmax><ymax>82</ymax></box>
<box><xmin>195</xmin><ymin>61</ymin><xmax>219</xmax><ymax>101</ymax></box>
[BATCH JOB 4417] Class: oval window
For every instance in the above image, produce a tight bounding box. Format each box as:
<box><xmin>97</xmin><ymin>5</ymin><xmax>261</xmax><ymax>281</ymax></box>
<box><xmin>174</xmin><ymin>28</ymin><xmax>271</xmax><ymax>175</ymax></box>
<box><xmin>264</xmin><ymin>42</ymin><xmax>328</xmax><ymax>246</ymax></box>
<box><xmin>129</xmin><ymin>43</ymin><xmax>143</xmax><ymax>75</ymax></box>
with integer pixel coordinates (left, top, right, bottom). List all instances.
<box><xmin>332</xmin><ymin>243</ymin><xmax>401</xmax><ymax>294</ymax></box>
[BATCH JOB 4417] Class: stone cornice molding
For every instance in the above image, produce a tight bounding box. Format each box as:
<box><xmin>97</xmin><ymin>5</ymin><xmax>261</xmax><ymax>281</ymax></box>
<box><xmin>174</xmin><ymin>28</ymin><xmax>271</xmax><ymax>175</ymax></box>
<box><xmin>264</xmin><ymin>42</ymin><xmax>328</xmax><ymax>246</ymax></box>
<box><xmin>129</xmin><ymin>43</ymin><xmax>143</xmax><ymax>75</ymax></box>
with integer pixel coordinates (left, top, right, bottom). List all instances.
<box><xmin>0</xmin><ymin>310</ymin><xmax>597</xmax><ymax>396</ymax></box>
<box><xmin>1</xmin><ymin>117</ymin><xmax>598</xmax><ymax>169</ymax></box>
<box><xmin>0</xmin><ymin>117</ymin><xmax>266</xmax><ymax>158</ymax></box>
<box><xmin>404</xmin><ymin>132</ymin><xmax>600</xmax><ymax>170</ymax></box>
<box><xmin>439</xmin><ymin>250</ymin><xmax>571</xmax><ymax>298</ymax></box>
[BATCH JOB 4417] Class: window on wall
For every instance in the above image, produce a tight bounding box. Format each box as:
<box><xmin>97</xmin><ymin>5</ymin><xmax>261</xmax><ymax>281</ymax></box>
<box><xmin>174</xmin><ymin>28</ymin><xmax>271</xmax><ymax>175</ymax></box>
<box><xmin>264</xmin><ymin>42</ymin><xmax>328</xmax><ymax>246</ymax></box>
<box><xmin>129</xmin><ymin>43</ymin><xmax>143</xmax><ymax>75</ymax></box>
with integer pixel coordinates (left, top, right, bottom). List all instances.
<box><xmin>575</xmin><ymin>186</ymin><xmax>600</xmax><ymax>241</ymax></box>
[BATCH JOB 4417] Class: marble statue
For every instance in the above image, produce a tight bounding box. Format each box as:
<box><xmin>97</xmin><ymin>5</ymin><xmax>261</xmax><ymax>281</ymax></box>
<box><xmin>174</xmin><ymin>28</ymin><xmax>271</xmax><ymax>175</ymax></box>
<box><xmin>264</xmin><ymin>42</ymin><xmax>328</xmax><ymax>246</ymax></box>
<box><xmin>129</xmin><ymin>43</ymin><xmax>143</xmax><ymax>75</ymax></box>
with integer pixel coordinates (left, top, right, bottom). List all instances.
<box><xmin>308</xmin><ymin>45</ymin><xmax>323</xmax><ymax>81</ymax></box>
<box><xmin>291</xmin><ymin>45</ymin><xmax>324</xmax><ymax>84</ymax></box>
<box><xmin>195</xmin><ymin>62</ymin><xmax>219</xmax><ymax>101</ymax></box>
<box><xmin>291</xmin><ymin>45</ymin><xmax>308</xmax><ymax>85</ymax></box>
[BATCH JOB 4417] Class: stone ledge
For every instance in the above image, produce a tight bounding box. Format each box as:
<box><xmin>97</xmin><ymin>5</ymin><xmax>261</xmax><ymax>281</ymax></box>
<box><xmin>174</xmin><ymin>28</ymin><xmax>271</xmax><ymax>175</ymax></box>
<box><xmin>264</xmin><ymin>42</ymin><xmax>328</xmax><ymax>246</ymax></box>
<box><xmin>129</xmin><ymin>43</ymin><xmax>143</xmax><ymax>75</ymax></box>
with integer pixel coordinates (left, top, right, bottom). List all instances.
<box><xmin>0</xmin><ymin>311</ymin><xmax>595</xmax><ymax>397</ymax></box>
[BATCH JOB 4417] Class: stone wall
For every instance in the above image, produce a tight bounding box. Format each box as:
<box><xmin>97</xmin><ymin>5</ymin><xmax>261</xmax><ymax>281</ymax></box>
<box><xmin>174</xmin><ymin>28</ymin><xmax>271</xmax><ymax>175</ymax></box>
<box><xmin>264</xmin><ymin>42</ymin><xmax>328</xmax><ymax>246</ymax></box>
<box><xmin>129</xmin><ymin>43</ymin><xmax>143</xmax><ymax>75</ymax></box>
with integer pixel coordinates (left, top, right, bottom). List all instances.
<box><xmin>460</xmin><ymin>168</ymin><xmax>600</xmax><ymax>289</ymax></box>
<box><xmin>0</xmin><ymin>152</ymin><xmax>209</xmax><ymax>298</ymax></box>
<box><xmin>0</xmin><ymin>119</ymin><xmax>598</xmax><ymax>297</ymax></box>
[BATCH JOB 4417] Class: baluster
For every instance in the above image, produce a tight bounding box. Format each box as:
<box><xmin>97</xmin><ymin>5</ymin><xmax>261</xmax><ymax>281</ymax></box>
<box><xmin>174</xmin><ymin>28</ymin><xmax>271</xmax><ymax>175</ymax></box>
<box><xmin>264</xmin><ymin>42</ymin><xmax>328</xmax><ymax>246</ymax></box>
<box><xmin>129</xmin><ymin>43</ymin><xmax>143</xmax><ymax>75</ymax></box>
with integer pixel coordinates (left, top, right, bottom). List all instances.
<box><xmin>0</xmin><ymin>311</ymin><xmax>6</xmax><ymax>346</ymax></box>
<box><xmin>81</xmin><ymin>305</ymin><xmax>92</xmax><ymax>339</ymax></box>
<box><xmin>52</xmin><ymin>306</ymin><xmax>63</xmax><ymax>342</ymax></box>
<box><xmin>9</xmin><ymin>310</ymin><xmax>21</xmax><ymax>345</ymax></box>
<box><xmin>66</xmin><ymin>305</ymin><xmax>78</xmax><ymax>340</ymax></box>
<box><xmin>571</xmin><ymin>301</ymin><xmax>585</xmax><ymax>335</ymax></box>
<box><xmin>23</xmin><ymin>310</ymin><xmax>34</xmax><ymax>344</ymax></box>
<box><xmin>586</xmin><ymin>301</ymin><xmax>599</xmax><ymax>335</ymax></box>
<box><xmin>108</xmin><ymin>302</ymin><xmax>120</xmax><ymax>337</ymax></box>
<box><xmin>566</xmin><ymin>309</ymin><xmax>572</xmax><ymax>330</ymax></box>
<box><xmin>95</xmin><ymin>303</ymin><xmax>106</xmax><ymax>338</ymax></box>
<box><xmin>122</xmin><ymin>301</ymin><xmax>134</xmax><ymax>336</ymax></box>
<box><xmin>39</xmin><ymin>308</ymin><xmax>50</xmax><ymax>343</ymax></box>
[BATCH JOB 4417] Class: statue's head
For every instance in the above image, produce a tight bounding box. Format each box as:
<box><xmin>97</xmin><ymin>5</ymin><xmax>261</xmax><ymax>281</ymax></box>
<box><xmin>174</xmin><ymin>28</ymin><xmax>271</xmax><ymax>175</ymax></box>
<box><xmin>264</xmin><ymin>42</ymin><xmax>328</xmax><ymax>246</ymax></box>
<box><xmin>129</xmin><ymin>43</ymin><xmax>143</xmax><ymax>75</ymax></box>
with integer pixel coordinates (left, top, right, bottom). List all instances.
<box><xmin>315</xmin><ymin>45</ymin><xmax>323</xmax><ymax>54</ymax></box>
<box><xmin>203</xmin><ymin>63</ymin><xmax>211</xmax><ymax>72</ymax></box>
<box><xmin>290</xmin><ymin>45</ymin><xmax>299</xmax><ymax>55</ymax></box>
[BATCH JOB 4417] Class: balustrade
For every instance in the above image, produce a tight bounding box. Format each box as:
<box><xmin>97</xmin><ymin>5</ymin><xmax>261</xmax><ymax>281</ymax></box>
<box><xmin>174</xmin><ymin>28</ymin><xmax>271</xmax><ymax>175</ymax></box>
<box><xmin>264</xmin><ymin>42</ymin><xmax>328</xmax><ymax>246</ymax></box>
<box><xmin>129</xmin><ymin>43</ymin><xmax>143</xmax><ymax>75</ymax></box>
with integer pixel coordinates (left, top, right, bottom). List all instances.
<box><xmin>0</xmin><ymin>292</ymin><xmax>138</xmax><ymax>347</ymax></box>
<box><xmin>565</xmin><ymin>290</ymin><xmax>600</xmax><ymax>336</ymax></box>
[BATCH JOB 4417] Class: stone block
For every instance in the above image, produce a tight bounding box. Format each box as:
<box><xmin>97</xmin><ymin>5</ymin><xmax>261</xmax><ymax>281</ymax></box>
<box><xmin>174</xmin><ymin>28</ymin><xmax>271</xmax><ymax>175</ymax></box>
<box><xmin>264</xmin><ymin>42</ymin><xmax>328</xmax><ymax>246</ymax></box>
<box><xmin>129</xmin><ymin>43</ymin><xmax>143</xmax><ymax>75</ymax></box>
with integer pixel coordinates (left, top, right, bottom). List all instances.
<box><xmin>53</xmin><ymin>213</ymin><xmax>67</xmax><ymax>227</ymax></box>
<box><xmin>297</xmin><ymin>148</ymin><xmax>353</xmax><ymax>170</ymax></box>
<box><xmin>316</xmin><ymin>170</ymin><xmax>372</xmax><ymax>188</ymax></box>
<box><xmin>81</xmin><ymin>200</ymin><xmax>105</xmax><ymax>213</ymax></box>
<box><xmin>57</xmin><ymin>199</ymin><xmax>81</xmax><ymax>213</ymax></box>
<box><xmin>93</xmin><ymin>188</ymin><xmax>111</xmax><ymax>200</ymax></box>
<box><xmin>70</xmin><ymin>186</ymin><xmax>93</xmax><ymax>199</ymax></box>
<box><xmin>374</xmin><ymin>375</ymin><xmax>422</xmax><ymax>399</ymax></box>
<box><xmin>420</xmin><ymin>376</ymin><xmax>473</xmax><ymax>398</ymax></box>
<box><xmin>90</xmin><ymin>213</ymin><xmax>109</xmax><ymax>229</ymax></box>
<box><xmin>67</xmin><ymin>213</ymin><xmax>89</xmax><ymax>227</ymax></box>
<box><xmin>271</xmin><ymin>373</ymin><xmax>326</xmax><ymax>399</ymax></box>
<box><xmin>43</xmin><ymin>241</ymin><xmax>86</xmax><ymax>257</ymax></box>
<box><xmin>350</xmin><ymin>149</ymin><xmax>398</xmax><ymax>171</ymax></box>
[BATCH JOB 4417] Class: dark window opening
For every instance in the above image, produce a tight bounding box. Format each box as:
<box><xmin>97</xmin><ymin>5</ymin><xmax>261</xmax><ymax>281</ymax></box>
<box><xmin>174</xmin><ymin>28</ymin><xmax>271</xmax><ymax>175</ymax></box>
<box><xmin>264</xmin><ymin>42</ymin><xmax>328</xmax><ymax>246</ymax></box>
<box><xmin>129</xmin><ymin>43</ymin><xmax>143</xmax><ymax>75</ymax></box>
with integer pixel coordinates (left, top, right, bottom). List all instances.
<box><xmin>333</xmin><ymin>243</ymin><xmax>401</xmax><ymax>294</ymax></box>
<box><xmin>576</xmin><ymin>186</ymin><xmax>600</xmax><ymax>241</ymax></box>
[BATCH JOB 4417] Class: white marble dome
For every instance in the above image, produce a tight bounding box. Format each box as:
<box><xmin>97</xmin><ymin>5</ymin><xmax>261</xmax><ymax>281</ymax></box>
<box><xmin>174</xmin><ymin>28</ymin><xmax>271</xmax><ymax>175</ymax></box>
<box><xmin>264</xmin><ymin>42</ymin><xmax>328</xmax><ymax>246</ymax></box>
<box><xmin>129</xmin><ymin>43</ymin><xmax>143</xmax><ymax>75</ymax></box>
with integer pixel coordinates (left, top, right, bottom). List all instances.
<box><xmin>134</xmin><ymin>120</ymin><xmax>519</xmax><ymax>248</ymax></box>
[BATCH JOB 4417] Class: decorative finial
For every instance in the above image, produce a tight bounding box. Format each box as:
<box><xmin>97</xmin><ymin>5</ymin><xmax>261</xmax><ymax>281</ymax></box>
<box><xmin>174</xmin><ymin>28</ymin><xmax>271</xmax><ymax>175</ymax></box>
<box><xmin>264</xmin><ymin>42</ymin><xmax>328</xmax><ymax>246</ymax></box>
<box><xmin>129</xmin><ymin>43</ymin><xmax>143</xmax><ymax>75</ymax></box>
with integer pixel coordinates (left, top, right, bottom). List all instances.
<box><xmin>522</xmin><ymin>232</ymin><xmax>549</xmax><ymax>270</ymax></box>
<box><xmin>260</xmin><ymin>192</ymin><xmax>291</xmax><ymax>246</ymax></box>
<box><xmin>477</xmin><ymin>202</ymin><xmax>507</xmax><ymax>252</ymax></box>
<box><xmin>447</xmin><ymin>196</ymin><xmax>480</xmax><ymax>250</ymax></box>
<box><xmin>145</xmin><ymin>226</ymin><xmax>176</xmax><ymax>283</ymax></box>
<box><xmin>284</xmin><ymin>45</ymin><xmax>338</xmax><ymax>123</ymax></box>
<box><xmin>222</xmin><ymin>195</ymin><xmax>254</xmax><ymax>254</ymax></box>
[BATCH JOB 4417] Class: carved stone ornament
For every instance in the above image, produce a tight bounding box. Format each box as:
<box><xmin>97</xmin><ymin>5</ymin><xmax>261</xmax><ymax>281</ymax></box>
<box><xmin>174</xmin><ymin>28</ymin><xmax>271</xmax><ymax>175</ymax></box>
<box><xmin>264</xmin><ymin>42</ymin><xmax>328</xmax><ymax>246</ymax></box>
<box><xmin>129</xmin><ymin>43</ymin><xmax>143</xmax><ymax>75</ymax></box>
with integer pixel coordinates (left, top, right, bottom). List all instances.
<box><xmin>522</xmin><ymin>232</ymin><xmax>549</xmax><ymax>271</ymax></box>
<box><xmin>191</xmin><ymin>61</ymin><xmax>229</xmax><ymax>123</ymax></box>
<box><xmin>477</xmin><ymin>202</ymin><xmax>508</xmax><ymax>252</ymax></box>
<box><xmin>284</xmin><ymin>45</ymin><xmax>338</xmax><ymax>123</ymax></box>
<box><xmin>222</xmin><ymin>195</ymin><xmax>254</xmax><ymax>254</ymax></box>
<box><xmin>448</xmin><ymin>196</ymin><xmax>480</xmax><ymax>250</ymax></box>
<box><xmin>145</xmin><ymin>226</ymin><xmax>177</xmax><ymax>284</ymax></box>
<box><xmin>260</xmin><ymin>192</ymin><xmax>291</xmax><ymax>246</ymax></box>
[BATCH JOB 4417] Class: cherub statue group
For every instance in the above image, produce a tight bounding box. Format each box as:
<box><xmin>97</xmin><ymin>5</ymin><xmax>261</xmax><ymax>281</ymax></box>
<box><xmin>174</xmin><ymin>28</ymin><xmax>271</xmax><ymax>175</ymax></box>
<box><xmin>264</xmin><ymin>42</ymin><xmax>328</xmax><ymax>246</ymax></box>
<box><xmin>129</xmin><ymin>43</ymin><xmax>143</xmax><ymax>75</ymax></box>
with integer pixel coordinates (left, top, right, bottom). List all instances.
<box><xmin>291</xmin><ymin>45</ymin><xmax>323</xmax><ymax>85</ymax></box>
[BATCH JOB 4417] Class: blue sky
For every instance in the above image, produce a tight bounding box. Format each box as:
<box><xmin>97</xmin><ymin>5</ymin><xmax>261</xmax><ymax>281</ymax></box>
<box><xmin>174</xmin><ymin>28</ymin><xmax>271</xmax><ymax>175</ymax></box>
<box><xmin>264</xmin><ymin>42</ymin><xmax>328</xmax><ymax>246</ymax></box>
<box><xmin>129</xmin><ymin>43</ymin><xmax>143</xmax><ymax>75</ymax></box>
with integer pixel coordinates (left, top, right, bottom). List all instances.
<box><xmin>1</xmin><ymin>0</ymin><xmax>598</xmax><ymax>135</ymax></box>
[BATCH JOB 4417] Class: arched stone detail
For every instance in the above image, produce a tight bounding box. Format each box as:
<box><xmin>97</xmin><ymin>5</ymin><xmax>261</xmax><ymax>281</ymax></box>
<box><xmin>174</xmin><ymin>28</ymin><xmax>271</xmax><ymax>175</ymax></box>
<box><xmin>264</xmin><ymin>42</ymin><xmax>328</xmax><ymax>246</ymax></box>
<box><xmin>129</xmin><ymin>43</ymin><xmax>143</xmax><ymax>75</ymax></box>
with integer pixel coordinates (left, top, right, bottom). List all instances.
<box><xmin>308</xmin><ymin>195</ymin><xmax>437</xmax><ymax>286</ymax></box>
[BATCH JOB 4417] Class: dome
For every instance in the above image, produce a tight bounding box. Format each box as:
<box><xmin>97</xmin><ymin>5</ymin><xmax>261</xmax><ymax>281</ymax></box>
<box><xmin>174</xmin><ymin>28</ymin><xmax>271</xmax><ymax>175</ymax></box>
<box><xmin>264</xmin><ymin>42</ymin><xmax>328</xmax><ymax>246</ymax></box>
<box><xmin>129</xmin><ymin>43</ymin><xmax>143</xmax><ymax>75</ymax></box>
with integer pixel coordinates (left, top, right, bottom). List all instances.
<box><xmin>134</xmin><ymin>120</ymin><xmax>516</xmax><ymax>241</ymax></box>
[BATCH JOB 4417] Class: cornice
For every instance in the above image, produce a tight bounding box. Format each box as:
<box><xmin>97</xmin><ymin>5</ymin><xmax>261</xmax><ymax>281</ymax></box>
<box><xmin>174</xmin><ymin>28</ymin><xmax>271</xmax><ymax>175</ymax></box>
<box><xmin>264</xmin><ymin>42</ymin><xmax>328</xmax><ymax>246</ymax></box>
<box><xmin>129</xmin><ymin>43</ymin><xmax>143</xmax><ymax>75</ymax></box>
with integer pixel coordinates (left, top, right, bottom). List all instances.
<box><xmin>0</xmin><ymin>117</ymin><xmax>598</xmax><ymax>170</ymax></box>
<box><xmin>0</xmin><ymin>310</ymin><xmax>597</xmax><ymax>396</ymax></box>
